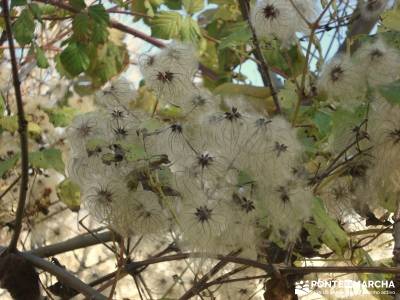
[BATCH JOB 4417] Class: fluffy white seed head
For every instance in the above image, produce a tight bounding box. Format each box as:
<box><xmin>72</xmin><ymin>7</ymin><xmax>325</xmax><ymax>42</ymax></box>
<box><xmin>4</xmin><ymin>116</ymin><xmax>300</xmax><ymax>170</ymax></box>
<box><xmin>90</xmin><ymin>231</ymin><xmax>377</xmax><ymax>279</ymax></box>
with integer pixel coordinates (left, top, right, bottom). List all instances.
<box><xmin>139</xmin><ymin>42</ymin><xmax>197</xmax><ymax>102</ymax></box>
<box><xmin>158</xmin><ymin>41</ymin><xmax>198</xmax><ymax>78</ymax></box>
<box><xmin>177</xmin><ymin>188</ymin><xmax>228</xmax><ymax>252</ymax></box>
<box><xmin>251</xmin><ymin>0</ymin><xmax>298</xmax><ymax>45</ymax></box>
<box><xmin>179</xmin><ymin>88</ymin><xmax>217</xmax><ymax>119</ymax></box>
<box><xmin>111</xmin><ymin>189</ymin><xmax>169</xmax><ymax>237</ymax></box>
<box><xmin>82</xmin><ymin>176</ymin><xmax>128</xmax><ymax>222</ymax></box>
<box><xmin>250</xmin><ymin>0</ymin><xmax>317</xmax><ymax>46</ymax></box>
<box><xmin>258</xmin><ymin>179</ymin><xmax>313</xmax><ymax>244</ymax></box>
<box><xmin>365</xmin><ymin>98</ymin><xmax>400</xmax><ymax>203</ymax></box>
<box><xmin>355</xmin><ymin>38</ymin><xmax>400</xmax><ymax>87</ymax></box>
<box><xmin>317</xmin><ymin>55</ymin><xmax>365</xmax><ymax>103</ymax></box>
<box><xmin>66</xmin><ymin>111</ymin><xmax>107</xmax><ymax>154</ymax></box>
<box><xmin>95</xmin><ymin>77</ymin><xmax>136</xmax><ymax>109</ymax></box>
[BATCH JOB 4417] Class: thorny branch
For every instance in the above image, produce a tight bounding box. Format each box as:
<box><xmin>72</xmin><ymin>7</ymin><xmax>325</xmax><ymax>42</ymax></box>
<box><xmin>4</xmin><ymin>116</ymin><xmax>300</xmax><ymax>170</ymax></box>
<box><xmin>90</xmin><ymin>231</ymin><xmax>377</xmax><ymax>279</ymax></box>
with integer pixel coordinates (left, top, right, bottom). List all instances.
<box><xmin>1</xmin><ymin>0</ymin><xmax>30</xmax><ymax>253</ymax></box>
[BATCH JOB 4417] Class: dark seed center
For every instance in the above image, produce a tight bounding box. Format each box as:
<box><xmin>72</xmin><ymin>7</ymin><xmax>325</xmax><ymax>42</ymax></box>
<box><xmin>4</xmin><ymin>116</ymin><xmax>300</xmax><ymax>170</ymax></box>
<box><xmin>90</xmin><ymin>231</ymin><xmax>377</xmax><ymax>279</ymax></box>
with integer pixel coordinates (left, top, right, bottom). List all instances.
<box><xmin>263</xmin><ymin>4</ymin><xmax>279</xmax><ymax>19</ymax></box>
<box><xmin>79</xmin><ymin>124</ymin><xmax>92</xmax><ymax>137</ymax></box>
<box><xmin>194</xmin><ymin>205</ymin><xmax>213</xmax><ymax>223</ymax></box>
<box><xmin>111</xmin><ymin>109</ymin><xmax>125</xmax><ymax>120</ymax></box>
<box><xmin>157</xmin><ymin>71</ymin><xmax>174</xmax><ymax>83</ymax></box>
<box><xmin>99</xmin><ymin>189</ymin><xmax>113</xmax><ymax>202</ymax></box>
<box><xmin>197</xmin><ymin>153</ymin><xmax>214</xmax><ymax>168</ymax></box>
<box><xmin>224</xmin><ymin>107</ymin><xmax>242</xmax><ymax>121</ymax></box>
<box><xmin>171</xmin><ymin>123</ymin><xmax>183</xmax><ymax>133</ymax></box>
<box><xmin>277</xmin><ymin>186</ymin><xmax>290</xmax><ymax>204</ymax></box>
<box><xmin>370</xmin><ymin>49</ymin><xmax>384</xmax><ymax>60</ymax></box>
<box><xmin>330</xmin><ymin>66</ymin><xmax>344</xmax><ymax>82</ymax></box>
<box><xmin>114</xmin><ymin>127</ymin><xmax>128</xmax><ymax>138</ymax></box>
<box><xmin>274</xmin><ymin>142</ymin><xmax>288</xmax><ymax>157</ymax></box>
<box><xmin>389</xmin><ymin>129</ymin><xmax>400</xmax><ymax>144</ymax></box>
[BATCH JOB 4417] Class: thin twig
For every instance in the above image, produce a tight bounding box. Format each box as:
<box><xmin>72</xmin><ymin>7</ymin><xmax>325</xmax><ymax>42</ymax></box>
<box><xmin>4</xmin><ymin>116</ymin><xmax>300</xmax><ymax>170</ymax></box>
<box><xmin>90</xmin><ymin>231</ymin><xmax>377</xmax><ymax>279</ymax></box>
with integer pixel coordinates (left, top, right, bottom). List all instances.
<box><xmin>29</xmin><ymin>231</ymin><xmax>118</xmax><ymax>257</ymax></box>
<box><xmin>2</xmin><ymin>0</ymin><xmax>30</xmax><ymax>253</ymax></box>
<box><xmin>179</xmin><ymin>250</ymin><xmax>241</xmax><ymax>300</ymax></box>
<box><xmin>291</xmin><ymin>0</ymin><xmax>335</xmax><ymax>126</ymax></box>
<box><xmin>107</xmin><ymin>241</ymin><xmax>125</xmax><ymax>299</ymax></box>
<box><xmin>0</xmin><ymin>174</ymin><xmax>21</xmax><ymax>200</ymax></box>
<box><xmin>237</xmin><ymin>0</ymin><xmax>281</xmax><ymax>113</ymax></box>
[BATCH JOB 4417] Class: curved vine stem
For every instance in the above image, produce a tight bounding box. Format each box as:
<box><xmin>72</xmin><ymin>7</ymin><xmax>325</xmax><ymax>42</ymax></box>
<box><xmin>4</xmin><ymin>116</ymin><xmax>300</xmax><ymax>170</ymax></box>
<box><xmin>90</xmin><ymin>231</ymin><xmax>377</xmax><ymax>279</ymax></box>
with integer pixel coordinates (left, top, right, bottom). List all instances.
<box><xmin>1</xmin><ymin>0</ymin><xmax>30</xmax><ymax>253</ymax></box>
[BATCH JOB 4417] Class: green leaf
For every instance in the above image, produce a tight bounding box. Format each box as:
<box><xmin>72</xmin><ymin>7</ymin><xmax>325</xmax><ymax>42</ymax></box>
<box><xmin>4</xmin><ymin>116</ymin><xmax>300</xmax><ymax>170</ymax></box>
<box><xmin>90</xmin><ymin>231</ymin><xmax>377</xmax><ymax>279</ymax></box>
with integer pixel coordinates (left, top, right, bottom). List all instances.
<box><xmin>13</xmin><ymin>9</ymin><xmax>35</xmax><ymax>46</ymax></box>
<box><xmin>28</xmin><ymin>122</ymin><xmax>42</xmax><ymax>137</ymax></box>
<box><xmin>29</xmin><ymin>3</ymin><xmax>42</xmax><ymax>21</ymax></box>
<box><xmin>55</xmin><ymin>53</ymin><xmax>74</xmax><ymax>79</ymax></box>
<box><xmin>378</xmin><ymin>80</ymin><xmax>400</xmax><ymax>105</ymax></box>
<box><xmin>381</xmin><ymin>7</ymin><xmax>400</xmax><ymax>31</ymax></box>
<box><xmin>263</xmin><ymin>41</ymin><xmax>305</xmax><ymax>77</ymax></box>
<box><xmin>91</xmin><ymin>23</ymin><xmax>109</xmax><ymax>44</ymax></box>
<box><xmin>44</xmin><ymin>106</ymin><xmax>78</xmax><ymax>127</ymax></box>
<box><xmin>72</xmin><ymin>13</ymin><xmax>91</xmax><ymax>41</ymax></box>
<box><xmin>29</xmin><ymin>148</ymin><xmax>65</xmax><ymax>174</ymax></box>
<box><xmin>313</xmin><ymin>110</ymin><xmax>332</xmax><ymax>137</ymax></box>
<box><xmin>120</xmin><ymin>142</ymin><xmax>147</xmax><ymax>161</ymax></box>
<box><xmin>150</xmin><ymin>11</ymin><xmax>182</xmax><ymax>39</ymax></box>
<box><xmin>180</xmin><ymin>17</ymin><xmax>201</xmax><ymax>43</ymax></box>
<box><xmin>214</xmin><ymin>82</ymin><xmax>271</xmax><ymax>98</ymax></box>
<box><xmin>56</xmin><ymin>179</ymin><xmax>81</xmax><ymax>212</ymax></box>
<box><xmin>213</xmin><ymin>2</ymin><xmax>240</xmax><ymax>21</ymax></box>
<box><xmin>72</xmin><ymin>8</ymin><xmax>108</xmax><ymax>44</ymax></box>
<box><xmin>60</xmin><ymin>42</ymin><xmax>90</xmax><ymax>76</ymax></box>
<box><xmin>140</xmin><ymin>118</ymin><xmax>163</xmax><ymax>132</ymax></box>
<box><xmin>158</xmin><ymin>104</ymin><xmax>183</xmax><ymax>118</ymax></box>
<box><xmin>69</xmin><ymin>0</ymin><xmax>86</xmax><ymax>11</ymax></box>
<box><xmin>307</xmin><ymin>197</ymin><xmax>349</xmax><ymax>256</ymax></box>
<box><xmin>11</xmin><ymin>0</ymin><xmax>27</xmax><ymax>7</ymax></box>
<box><xmin>0</xmin><ymin>115</ymin><xmax>18</xmax><ymax>132</ymax></box>
<box><xmin>149</xmin><ymin>0</ymin><xmax>164</xmax><ymax>6</ymax></box>
<box><xmin>35</xmin><ymin>46</ymin><xmax>49</xmax><ymax>68</ymax></box>
<box><xmin>218</xmin><ymin>22</ymin><xmax>251</xmax><ymax>50</ymax></box>
<box><xmin>183</xmin><ymin>0</ymin><xmax>204</xmax><ymax>14</ymax></box>
<box><xmin>131</xmin><ymin>0</ymin><xmax>155</xmax><ymax>21</ymax></box>
<box><xmin>164</xmin><ymin>0</ymin><xmax>182</xmax><ymax>10</ymax></box>
<box><xmin>0</xmin><ymin>154</ymin><xmax>20</xmax><ymax>178</ymax></box>
<box><xmin>88</xmin><ymin>4</ymin><xmax>109</xmax><ymax>26</ymax></box>
<box><xmin>88</xmin><ymin>5</ymin><xmax>109</xmax><ymax>44</ymax></box>
<box><xmin>0</xmin><ymin>94</ymin><xmax>5</xmax><ymax>115</ymax></box>
<box><xmin>86</xmin><ymin>41</ymin><xmax>129</xmax><ymax>87</ymax></box>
